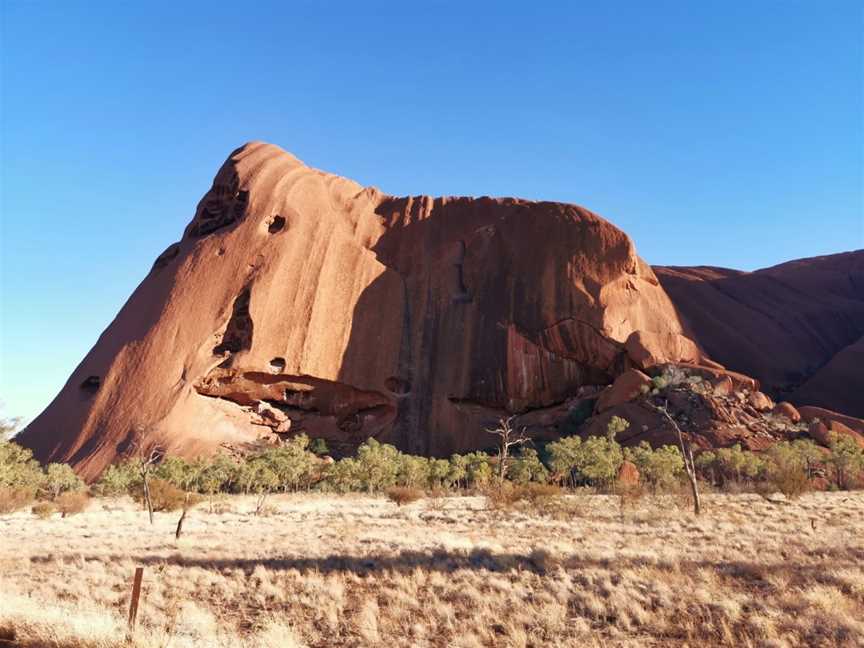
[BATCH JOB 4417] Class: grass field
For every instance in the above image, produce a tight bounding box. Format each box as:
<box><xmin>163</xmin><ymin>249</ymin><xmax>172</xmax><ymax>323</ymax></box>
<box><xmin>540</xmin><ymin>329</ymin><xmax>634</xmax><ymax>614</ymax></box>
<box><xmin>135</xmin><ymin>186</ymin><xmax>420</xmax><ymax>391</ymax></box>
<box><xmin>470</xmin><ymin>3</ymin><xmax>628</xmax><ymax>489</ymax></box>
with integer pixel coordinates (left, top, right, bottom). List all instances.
<box><xmin>1</xmin><ymin>491</ymin><xmax>862</xmax><ymax>647</ymax></box>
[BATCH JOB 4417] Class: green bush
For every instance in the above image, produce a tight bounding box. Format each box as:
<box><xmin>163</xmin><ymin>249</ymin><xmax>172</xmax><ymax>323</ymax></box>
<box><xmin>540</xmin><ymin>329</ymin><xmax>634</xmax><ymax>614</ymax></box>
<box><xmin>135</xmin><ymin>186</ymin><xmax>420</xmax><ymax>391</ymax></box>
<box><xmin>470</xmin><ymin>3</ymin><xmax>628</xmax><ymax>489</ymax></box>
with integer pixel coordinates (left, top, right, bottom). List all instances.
<box><xmin>43</xmin><ymin>463</ymin><xmax>85</xmax><ymax>499</ymax></box>
<box><xmin>697</xmin><ymin>444</ymin><xmax>764</xmax><ymax>489</ymax></box>
<box><xmin>508</xmin><ymin>447</ymin><xmax>549</xmax><ymax>485</ymax></box>
<box><xmin>828</xmin><ymin>434</ymin><xmax>864</xmax><ymax>490</ymax></box>
<box><xmin>93</xmin><ymin>461</ymin><xmax>140</xmax><ymax>497</ymax></box>
<box><xmin>0</xmin><ymin>439</ymin><xmax>44</xmax><ymax>491</ymax></box>
<box><xmin>624</xmin><ymin>442</ymin><xmax>684</xmax><ymax>493</ymax></box>
<box><xmin>573</xmin><ymin>435</ymin><xmax>623</xmax><ymax>488</ymax></box>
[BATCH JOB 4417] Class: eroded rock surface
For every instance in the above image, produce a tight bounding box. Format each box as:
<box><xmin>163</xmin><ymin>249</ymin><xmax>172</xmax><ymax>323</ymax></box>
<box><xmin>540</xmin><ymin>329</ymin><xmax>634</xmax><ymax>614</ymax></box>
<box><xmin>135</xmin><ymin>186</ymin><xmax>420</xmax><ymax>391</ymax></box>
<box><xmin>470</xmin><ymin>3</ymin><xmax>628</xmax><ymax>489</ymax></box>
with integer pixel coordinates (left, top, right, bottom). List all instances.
<box><xmin>19</xmin><ymin>142</ymin><xmax>704</xmax><ymax>478</ymax></box>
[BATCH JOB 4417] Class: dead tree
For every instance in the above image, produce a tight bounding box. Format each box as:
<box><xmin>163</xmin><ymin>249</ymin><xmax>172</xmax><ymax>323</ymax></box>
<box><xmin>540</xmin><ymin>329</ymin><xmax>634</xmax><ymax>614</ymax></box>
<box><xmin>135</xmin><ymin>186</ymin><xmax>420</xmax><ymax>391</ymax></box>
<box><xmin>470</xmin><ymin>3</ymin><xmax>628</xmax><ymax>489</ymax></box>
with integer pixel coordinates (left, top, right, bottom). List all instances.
<box><xmin>486</xmin><ymin>415</ymin><xmax>530</xmax><ymax>483</ymax></box>
<box><xmin>132</xmin><ymin>444</ymin><xmax>163</xmax><ymax>525</ymax></box>
<box><xmin>649</xmin><ymin>401</ymin><xmax>702</xmax><ymax>516</ymax></box>
<box><xmin>175</xmin><ymin>493</ymin><xmax>191</xmax><ymax>540</ymax></box>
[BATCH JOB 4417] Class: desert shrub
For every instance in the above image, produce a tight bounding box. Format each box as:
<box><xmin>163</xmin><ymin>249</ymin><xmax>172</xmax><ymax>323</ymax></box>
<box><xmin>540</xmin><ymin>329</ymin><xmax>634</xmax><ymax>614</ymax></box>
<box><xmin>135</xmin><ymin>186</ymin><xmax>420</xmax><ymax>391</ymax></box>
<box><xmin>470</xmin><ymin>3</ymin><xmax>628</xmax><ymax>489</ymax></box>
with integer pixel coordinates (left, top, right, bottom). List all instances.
<box><xmin>0</xmin><ymin>439</ymin><xmax>44</xmax><ymax>491</ymax></box>
<box><xmin>546</xmin><ymin>435</ymin><xmax>583</xmax><ymax>487</ymax></box>
<box><xmin>624</xmin><ymin>442</ymin><xmax>684</xmax><ymax>493</ymax></box>
<box><xmin>309</xmin><ymin>437</ymin><xmax>330</xmax><ymax>456</ymax></box>
<box><xmin>606</xmin><ymin>415</ymin><xmax>630</xmax><ymax>440</ymax></box>
<box><xmin>427</xmin><ymin>458</ymin><xmax>451</xmax><ymax>489</ymax></box>
<box><xmin>464</xmin><ymin>452</ymin><xmax>492</xmax><ymax>488</ymax></box>
<box><xmin>55</xmin><ymin>491</ymin><xmax>90</xmax><ymax>517</ymax></box>
<box><xmin>386</xmin><ymin>486</ymin><xmax>423</xmax><ymax>506</ymax></box>
<box><xmin>43</xmin><ymin>463</ymin><xmax>85</xmax><ymax>499</ymax></box>
<box><xmin>648</xmin><ymin>365</ymin><xmax>694</xmax><ymax>393</ymax></box>
<box><xmin>508</xmin><ymin>447</ymin><xmax>549</xmax><ymax>485</ymax></box>
<box><xmin>252</xmin><ymin>435</ymin><xmax>318</xmax><ymax>492</ymax></box>
<box><xmin>196</xmin><ymin>455</ymin><xmax>237</xmax><ymax>498</ymax></box>
<box><xmin>446</xmin><ymin>453</ymin><xmax>468</xmax><ymax>489</ymax></box>
<box><xmin>485</xmin><ymin>482</ymin><xmax>563</xmax><ymax>511</ymax></box>
<box><xmin>396</xmin><ymin>455</ymin><xmax>428</xmax><ymax>488</ymax></box>
<box><xmin>236</xmin><ymin>457</ymin><xmax>279</xmax><ymax>493</ymax></box>
<box><xmin>92</xmin><ymin>460</ymin><xmax>140</xmax><ymax>496</ymax></box>
<box><xmin>762</xmin><ymin>441</ymin><xmax>816</xmax><ymax>498</ymax></box>
<box><xmin>827</xmin><ymin>434</ymin><xmax>864</xmax><ymax>490</ymax></box>
<box><xmin>790</xmin><ymin>438</ymin><xmax>824</xmax><ymax>479</ymax></box>
<box><xmin>698</xmin><ymin>444</ymin><xmax>765</xmax><ymax>489</ymax></box>
<box><xmin>354</xmin><ymin>438</ymin><xmax>400</xmax><ymax>493</ymax></box>
<box><xmin>31</xmin><ymin>501</ymin><xmax>57</xmax><ymax>519</ymax></box>
<box><xmin>135</xmin><ymin>478</ymin><xmax>187</xmax><ymax>512</ymax></box>
<box><xmin>155</xmin><ymin>456</ymin><xmax>199</xmax><ymax>490</ymax></box>
<box><xmin>573</xmin><ymin>435</ymin><xmax>623</xmax><ymax>489</ymax></box>
<box><xmin>324</xmin><ymin>457</ymin><xmax>362</xmax><ymax>493</ymax></box>
<box><xmin>0</xmin><ymin>487</ymin><xmax>36</xmax><ymax>514</ymax></box>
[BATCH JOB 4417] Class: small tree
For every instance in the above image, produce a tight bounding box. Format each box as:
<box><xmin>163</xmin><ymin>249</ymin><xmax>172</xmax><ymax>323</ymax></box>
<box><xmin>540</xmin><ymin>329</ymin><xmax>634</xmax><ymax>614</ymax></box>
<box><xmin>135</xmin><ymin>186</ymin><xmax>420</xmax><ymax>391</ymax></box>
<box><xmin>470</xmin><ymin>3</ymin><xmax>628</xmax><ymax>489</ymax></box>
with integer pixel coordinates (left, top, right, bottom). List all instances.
<box><xmin>546</xmin><ymin>436</ymin><xmax>583</xmax><ymax>488</ymax></box>
<box><xmin>828</xmin><ymin>434</ymin><xmax>864</xmax><ymax>490</ymax></box>
<box><xmin>446</xmin><ymin>454</ymin><xmax>468</xmax><ymax>490</ymax></box>
<box><xmin>508</xmin><ymin>447</ymin><xmax>549</xmax><ymax>485</ymax></box>
<box><xmin>624</xmin><ymin>442</ymin><xmax>684</xmax><ymax>493</ymax></box>
<box><xmin>573</xmin><ymin>435</ymin><xmax>623</xmax><ymax>488</ymax></box>
<box><xmin>354</xmin><ymin>438</ymin><xmax>400</xmax><ymax>492</ymax></box>
<box><xmin>648</xmin><ymin>401</ymin><xmax>701</xmax><ymax>515</ymax></box>
<box><xmin>396</xmin><ymin>455</ymin><xmax>428</xmax><ymax>489</ymax></box>
<box><xmin>486</xmin><ymin>416</ymin><xmax>530</xmax><ymax>483</ymax></box>
<box><xmin>43</xmin><ymin>463</ymin><xmax>84</xmax><ymax>500</ymax></box>
<box><xmin>132</xmin><ymin>445</ymin><xmax>163</xmax><ymax>525</ymax></box>
<box><xmin>93</xmin><ymin>461</ymin><xmax>140</xmax><ymax>497</ymax></box>
<box><xmin>238</xmin><ymin>458</ymin><xmax>279</xmax><ymax>514</ymax></box>
<box><xmin>464</xmin><ymin>452</ymin><xmax>492</xmax><ymax>488</ymax></box>
<box><xmin>427</xmin><ymin>458</ymin><xmax>451</xmax><ymax>489</ymax></box>
<box><xmin>196</xmin><ymin>455</ymin><xmax>237</xmax><ymax>511</ymax></box>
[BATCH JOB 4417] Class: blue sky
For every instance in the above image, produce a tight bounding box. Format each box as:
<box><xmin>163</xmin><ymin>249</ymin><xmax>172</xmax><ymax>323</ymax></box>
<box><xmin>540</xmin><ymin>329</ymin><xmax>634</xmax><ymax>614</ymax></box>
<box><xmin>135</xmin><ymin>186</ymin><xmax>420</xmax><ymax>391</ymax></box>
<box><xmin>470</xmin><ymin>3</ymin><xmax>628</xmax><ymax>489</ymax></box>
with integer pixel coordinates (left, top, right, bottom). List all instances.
<box><xmin>1</xmin><ymin>1</ymin><xmax>862</xmax><ymax>424</ymax></box>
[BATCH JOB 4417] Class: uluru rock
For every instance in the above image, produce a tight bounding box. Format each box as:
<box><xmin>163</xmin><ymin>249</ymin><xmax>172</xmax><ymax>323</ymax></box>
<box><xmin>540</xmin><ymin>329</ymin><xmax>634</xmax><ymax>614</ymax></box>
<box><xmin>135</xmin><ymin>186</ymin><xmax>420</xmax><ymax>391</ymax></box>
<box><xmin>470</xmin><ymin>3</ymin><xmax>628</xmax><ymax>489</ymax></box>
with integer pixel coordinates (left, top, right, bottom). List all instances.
<box><xmin>595</xmin><ymin>369</ymin><xmax>651</xmax><ymax>413</ymax></box>
<box><xmin>747</xmin><ymin>391</ymin><xmax>773</xmax><ymax>412</ymax></box>
<box><xmin>624</xmin><ymin>331</ymin><xmax>705</xmax><ymax>371</ymax></box>
<box><xmin>655</xmin><ymin>252</ymin><xmax>864</xmax><ymax>417</ymax></box>
<box><xmin>17</xmin><ymin>142</ymin><xmax>704</xmax><ymax>479</ymax></box>
<box><xmin>804</xmin><ymin>414</ymin><xmax>864</xmax><ymax>450</ymax></box>
<box><xmin>772</xmin><ymin>402</ymin><xmax>801</xmax><ymax>423</ymax></box>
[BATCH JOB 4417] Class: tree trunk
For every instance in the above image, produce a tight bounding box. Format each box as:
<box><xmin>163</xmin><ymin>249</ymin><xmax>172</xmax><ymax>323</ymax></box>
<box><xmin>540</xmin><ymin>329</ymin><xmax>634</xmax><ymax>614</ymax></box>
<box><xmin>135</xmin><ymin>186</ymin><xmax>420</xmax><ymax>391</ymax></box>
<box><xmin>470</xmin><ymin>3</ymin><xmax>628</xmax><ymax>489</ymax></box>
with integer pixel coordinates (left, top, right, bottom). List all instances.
<box><xmin>686</xmin><ymin>445</ymin><xmax>701</xmax><ymax>516</ymax></box>
<box><xmin>142</xmin><ymin>476</ymin><xmax>154</xmax><ymax>525</ymax></box>
<box><xmin>654</xmin><ymin>401</ymin><xmax>701</xmax><ymax>516</ymax></box>
<box><xmin>175</xmin><ymin>494</ymin><xmax>190</xmax><ymax>539</ymax></box>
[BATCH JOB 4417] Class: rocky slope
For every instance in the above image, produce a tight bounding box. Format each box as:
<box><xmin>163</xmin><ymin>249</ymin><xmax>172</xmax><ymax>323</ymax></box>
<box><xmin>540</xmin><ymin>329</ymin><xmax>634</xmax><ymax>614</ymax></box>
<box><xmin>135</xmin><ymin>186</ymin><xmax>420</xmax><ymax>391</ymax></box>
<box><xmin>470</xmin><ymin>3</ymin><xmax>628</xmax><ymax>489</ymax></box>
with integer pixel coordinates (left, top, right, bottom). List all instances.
<box><xmin>18</xmin><ymin>142</ymin><xmax>707</xmax><ymax>479</ymax></box>
<box><xmin>655</xmin><ymin>251</ymin><xmax>864</xmax><ymax>417</ymax></box>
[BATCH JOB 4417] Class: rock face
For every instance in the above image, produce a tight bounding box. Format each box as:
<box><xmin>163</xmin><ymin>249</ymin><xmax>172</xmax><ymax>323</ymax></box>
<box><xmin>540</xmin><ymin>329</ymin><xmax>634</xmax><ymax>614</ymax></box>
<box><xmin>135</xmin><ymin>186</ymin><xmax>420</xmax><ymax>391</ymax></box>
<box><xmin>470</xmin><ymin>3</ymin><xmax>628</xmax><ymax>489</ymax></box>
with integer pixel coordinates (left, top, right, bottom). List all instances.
<box><xmin>655</xmin><ymin>252</ymin><xmax>864</xmax><ymax>417</ymax></box>
<box><xmin>18</xmin><ymin>142</ymin><xmax>701</xmax><ymax>479</ymax></box>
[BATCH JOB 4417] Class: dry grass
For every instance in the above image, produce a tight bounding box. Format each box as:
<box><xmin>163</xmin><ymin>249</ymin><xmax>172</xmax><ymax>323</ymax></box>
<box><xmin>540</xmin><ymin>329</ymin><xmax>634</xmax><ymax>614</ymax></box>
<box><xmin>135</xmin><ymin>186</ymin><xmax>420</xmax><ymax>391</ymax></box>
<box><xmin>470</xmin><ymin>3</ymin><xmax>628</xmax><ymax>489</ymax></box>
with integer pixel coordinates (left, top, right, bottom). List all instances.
<box><xmin>1</xmin><ymin>491</ymin><xmax>862</xmax><ymax>647</ymax></box>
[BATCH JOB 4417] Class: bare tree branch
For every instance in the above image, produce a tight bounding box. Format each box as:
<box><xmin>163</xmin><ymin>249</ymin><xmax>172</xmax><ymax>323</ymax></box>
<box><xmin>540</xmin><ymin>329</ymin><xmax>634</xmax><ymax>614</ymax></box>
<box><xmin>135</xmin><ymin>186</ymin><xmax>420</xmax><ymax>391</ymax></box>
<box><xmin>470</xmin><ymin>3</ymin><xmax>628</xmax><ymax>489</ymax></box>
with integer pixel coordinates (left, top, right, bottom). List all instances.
<box><xmin>486</xmin><ymin>415</ymin><xmax>530</xmax><ymax>483</ymax></box>
<box><xmin>646</xmin><ymin>400</ymin><xmax>702</xmax><ymax>516</ymax></box>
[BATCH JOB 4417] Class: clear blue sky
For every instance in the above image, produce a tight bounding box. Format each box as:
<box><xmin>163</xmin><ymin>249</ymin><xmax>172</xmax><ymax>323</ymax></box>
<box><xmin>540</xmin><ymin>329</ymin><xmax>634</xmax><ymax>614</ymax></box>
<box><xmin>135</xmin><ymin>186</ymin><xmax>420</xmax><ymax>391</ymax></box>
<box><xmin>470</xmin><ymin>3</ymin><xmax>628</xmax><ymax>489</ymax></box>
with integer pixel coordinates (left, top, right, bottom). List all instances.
<box><xmin>1</xmin><ymin>1</ymin><xmax>862</xmax><ymax>424</ymax></box>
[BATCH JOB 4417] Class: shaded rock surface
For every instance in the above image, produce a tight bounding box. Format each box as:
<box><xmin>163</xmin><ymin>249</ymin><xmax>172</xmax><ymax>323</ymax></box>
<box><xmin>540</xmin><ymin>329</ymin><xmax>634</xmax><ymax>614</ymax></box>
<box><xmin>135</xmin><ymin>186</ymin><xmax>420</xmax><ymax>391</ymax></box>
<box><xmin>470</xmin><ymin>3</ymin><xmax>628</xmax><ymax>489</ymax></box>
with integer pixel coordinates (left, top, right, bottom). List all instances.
<box><xmin>655</xmin><ymin>251</ymin><xmax>864</xmax><ymax>417</ymax></box>
<box><xmin>18</xmin><ymin>142</ymin><xmax>702</xmax><ymax>479</ymax></box>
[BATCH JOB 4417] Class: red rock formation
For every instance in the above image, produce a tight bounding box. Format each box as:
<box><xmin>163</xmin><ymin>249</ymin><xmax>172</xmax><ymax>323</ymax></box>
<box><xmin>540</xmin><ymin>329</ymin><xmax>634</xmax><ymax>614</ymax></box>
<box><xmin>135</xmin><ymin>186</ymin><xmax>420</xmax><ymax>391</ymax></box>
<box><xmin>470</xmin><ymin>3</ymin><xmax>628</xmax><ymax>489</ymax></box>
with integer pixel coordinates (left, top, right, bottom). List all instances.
<box><xmin>18</xmin><ymin>142</ymin><xmax>702</xmax><ymax>479</ymax></box>
<box><xmin>772</xmin><ymin>402</ymin><xmax>801</xmax><ymax>423</ymax></box>
<box><xmin>655</xmin><ymin>252</ymin><xmax>864</xmax><ymax>417</ymax></box>
<box><xmin>595</xmin><ymin>369</ymin><xmax>651</xmax><ymax>413</ymax></box>
<box><xmin>617</xmin><ymin>460</ymin><xmax>640</xmax><ymax>487</ymax></box>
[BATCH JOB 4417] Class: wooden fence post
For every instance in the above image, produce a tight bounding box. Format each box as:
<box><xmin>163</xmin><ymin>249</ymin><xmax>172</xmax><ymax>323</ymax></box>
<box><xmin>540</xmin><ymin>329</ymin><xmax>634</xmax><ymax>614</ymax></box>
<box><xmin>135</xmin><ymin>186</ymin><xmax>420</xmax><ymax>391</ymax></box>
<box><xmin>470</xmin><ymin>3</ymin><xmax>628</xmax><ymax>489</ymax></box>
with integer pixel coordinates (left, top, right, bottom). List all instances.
<box><xmin>127</xmin><ymin>567</ymin><xmax>144</xmax><ymax>630</ymax></box>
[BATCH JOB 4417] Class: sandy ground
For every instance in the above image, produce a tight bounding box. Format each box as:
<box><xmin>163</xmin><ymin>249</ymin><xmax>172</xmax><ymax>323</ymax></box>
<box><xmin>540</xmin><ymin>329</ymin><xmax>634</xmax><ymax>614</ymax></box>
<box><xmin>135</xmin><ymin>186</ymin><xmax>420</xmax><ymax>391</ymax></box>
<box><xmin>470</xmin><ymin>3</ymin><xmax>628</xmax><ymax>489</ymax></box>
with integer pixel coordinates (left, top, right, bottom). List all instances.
<box><xmin>1</xmin><ymin>491</ymin><xmax>863</xmax><ymax>647</ymax></box>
